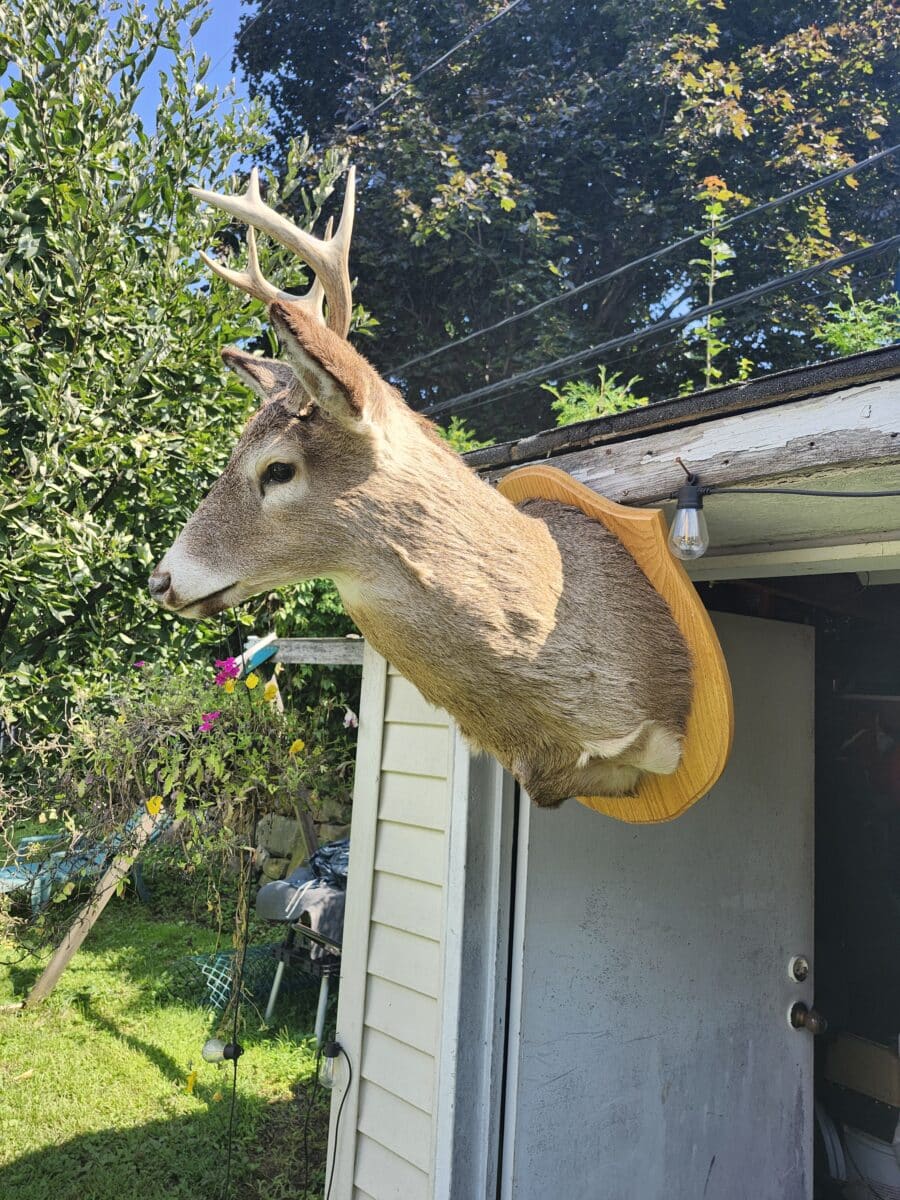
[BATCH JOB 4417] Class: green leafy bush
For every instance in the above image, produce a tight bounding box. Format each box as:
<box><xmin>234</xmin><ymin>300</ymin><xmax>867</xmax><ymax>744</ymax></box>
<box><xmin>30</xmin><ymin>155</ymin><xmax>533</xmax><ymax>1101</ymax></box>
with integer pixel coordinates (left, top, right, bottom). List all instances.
<box><xmin>0</xmin><ymin>0</ymin><xmax>353</xmax><ymax>739</ymax></box>
<box><xmin>816</xmin><ymin>285</ymin><xmax>900</xmax><ymax>355</ymax></box>
<box><xmin>543</xmin><ymin>366</ymin><xmax>648</xmax><ymax>427</ymax></box>
<box><xmin>1</xmin><ymin>655</ymin><xmax>355</xmax><ymax>938</ymax></box>
<box><xmin>55</xmin><ymin>660</ymin><xmax>352</xmax><ymax>839</ymax></box>
<box><xmin>437</xmin><ymin>415</ymin><xmax>495</xmax><ymax>453</ymax></box>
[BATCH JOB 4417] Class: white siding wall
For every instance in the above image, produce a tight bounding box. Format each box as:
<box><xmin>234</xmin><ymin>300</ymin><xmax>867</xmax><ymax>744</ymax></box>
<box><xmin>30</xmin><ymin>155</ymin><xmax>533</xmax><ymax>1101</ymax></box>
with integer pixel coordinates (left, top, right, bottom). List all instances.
<box><xmin>328</xmin><ymin>648</ymin><xmax>453</xmax><ymax>1199</ymax></box>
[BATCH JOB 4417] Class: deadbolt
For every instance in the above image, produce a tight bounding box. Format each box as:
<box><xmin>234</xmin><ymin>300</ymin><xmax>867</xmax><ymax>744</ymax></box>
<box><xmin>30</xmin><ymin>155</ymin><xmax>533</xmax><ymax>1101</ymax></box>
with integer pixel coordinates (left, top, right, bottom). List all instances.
<box><xmin>790</xmin><ymin>1002</ymin><xmax>827</xmax><ymax>1035</ymax></box>
<box><xmin>789</xmin><ymin>956</ymin><xmax>810</xmax><ymax>983</ymax></box>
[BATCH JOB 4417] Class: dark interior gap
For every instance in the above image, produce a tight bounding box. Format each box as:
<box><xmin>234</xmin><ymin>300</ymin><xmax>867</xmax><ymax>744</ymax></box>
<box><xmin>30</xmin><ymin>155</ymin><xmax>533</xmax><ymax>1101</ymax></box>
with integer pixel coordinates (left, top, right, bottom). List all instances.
<box><xmin>494</xmin><ymin>781</ymin><xmax>522</xmax><ymax>1200</ymax></box>
<box><xmin>702</xmin><ymin>575</ymin><xmax>900</xmax><ymax>1198</ymax></box>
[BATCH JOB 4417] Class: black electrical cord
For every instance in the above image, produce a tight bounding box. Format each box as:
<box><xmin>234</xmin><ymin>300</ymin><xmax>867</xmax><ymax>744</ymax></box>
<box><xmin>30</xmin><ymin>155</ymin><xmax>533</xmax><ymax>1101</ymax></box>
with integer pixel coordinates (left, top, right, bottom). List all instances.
<box><xmin>217</xmin><ymin>614</ymin><xmax>260</xmax><ymax>1200</ymax></box>
<box><xmin>703</xmin><ymin>485</ymin><xmax>900</xmax><ymax>499</ymax></box>
<box><xmin>324</xmin><ymin>1044</ymin><xmax>353</xmax><ymax>1200</ymax></box>
<box><xmin>301</xmin><ymin>1045</ymin><xmax>323</xmax><ymax>1194</ymax></box>
<box><xmin>671</xmin><ymin>458</ymin><xmax>900</xmax><ymax>506</ymax></box>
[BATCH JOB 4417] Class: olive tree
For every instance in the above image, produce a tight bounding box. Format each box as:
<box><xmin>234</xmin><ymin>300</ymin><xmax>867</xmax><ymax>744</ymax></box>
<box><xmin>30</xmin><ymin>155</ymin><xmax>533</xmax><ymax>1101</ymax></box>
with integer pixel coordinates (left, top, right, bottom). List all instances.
<box><xmin>0</xmin><ymin>0</ymin><xmax>350</xmax><ymax>737</ymax></box>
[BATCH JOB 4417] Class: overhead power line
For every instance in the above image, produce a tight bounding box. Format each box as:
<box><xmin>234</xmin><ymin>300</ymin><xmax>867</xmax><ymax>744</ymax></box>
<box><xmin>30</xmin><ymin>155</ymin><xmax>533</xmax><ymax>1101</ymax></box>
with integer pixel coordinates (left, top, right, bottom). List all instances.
<box><xmin>207</xmin><ymin>0</ymin><xmax>283</xmax><ymax>82</ymax></box>
<box><xmin>424</xmin><ymin>232</ymin><xmax>900</xmax><ymax>418</ymax></box>
<box><xmin>346</xmin><ymin>0</ymin><xmax>527</xmax><ymax>134</ymax></box>
<box><xmin>391</xmin><ymin>142</ymin><xmax>900</xmax><ymax>377</ymax></box>
<box><xmin>211</xmin><ymin>0</ymin><xmax>526</xmax><ymax>96</ymax></box>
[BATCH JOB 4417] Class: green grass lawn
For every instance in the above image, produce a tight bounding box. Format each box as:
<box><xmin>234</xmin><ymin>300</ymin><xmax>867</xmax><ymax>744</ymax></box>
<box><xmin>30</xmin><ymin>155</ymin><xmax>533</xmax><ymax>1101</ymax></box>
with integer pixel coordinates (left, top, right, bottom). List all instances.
<box><xmin>0</xmin><ymin>896</ymin><xmax>330</xmax><ymax>1200</ymax></box>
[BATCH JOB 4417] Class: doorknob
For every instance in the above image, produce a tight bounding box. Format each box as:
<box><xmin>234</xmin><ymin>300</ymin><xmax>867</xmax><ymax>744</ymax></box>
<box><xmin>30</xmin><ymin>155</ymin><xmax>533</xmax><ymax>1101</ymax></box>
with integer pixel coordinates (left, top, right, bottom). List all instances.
<box><xmin>789</xmin><ymin>1002</ymin><xmax>828</xmax><ymax>1035</ymax></box>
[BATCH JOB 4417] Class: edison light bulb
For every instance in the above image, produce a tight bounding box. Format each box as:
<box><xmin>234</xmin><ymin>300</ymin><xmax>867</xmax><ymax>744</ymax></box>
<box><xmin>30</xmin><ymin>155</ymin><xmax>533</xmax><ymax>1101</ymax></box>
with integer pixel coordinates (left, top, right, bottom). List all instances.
<box><xmin>668</xmin><ymin>481</ymin><xmax>709</xmax><ymax>561</ymax></box>
<box><xmin>319</xmin><ymin>1042</ymin><xmax>341</xmax><ymax>1089</ymax></box>
<box><xmin>201</xmin><ymin>1038</ymin><xmax>243</xmax><ymax>1063</ymax></box>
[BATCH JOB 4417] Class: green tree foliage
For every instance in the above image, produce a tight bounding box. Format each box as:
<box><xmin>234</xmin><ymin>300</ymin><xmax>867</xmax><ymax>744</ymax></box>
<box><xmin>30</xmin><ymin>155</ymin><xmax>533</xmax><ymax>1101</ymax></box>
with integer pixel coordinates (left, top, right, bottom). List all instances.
<box><xmin>437</xmin><ymin>415</ymin><xmax>495</xmax><ymax>452</ymax></box>
<box><xmin>0</xmin><ymin>0</ymin><xmax>353</xmax><ymax>737</ymax></box>
<box><xmin>236</xmin><ymin>0</ymin><xmax>898</xmax><ymax>438</ymax></box>
<box><xmin>815</xmin><ymin>285</ymin><xmax>900</xmax><ymax>356</ymax></box>
<box><xmin>543</xmin><ymin>367</ymin><xmax>648</xmax><ymax>428</ymax></box>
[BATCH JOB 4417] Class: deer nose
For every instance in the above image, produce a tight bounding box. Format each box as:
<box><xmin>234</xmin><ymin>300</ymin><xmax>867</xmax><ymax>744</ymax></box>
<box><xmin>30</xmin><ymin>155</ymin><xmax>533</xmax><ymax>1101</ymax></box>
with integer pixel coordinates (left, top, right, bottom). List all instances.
<box><xmin>148</xmin><ymin>569</ymin><xmax>172</xmax><ymax>602</ymax></box>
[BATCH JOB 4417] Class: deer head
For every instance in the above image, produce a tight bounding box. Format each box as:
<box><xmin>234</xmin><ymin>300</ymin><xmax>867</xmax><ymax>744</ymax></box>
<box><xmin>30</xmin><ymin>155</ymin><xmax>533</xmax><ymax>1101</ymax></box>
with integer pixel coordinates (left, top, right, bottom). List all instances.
<box><xmin>150</xmin><ymin>167</ymin><xmax>692</xmax><ymax>806</ymax></box>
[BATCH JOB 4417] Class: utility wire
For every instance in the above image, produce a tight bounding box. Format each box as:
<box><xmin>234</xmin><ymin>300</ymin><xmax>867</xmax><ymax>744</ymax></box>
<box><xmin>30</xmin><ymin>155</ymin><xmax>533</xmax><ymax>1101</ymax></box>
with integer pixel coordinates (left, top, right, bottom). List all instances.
<box><xmin>206</xmin><ymin>0</ymin><xmax>284</xmax><ymax>83</ymax></box>
<box><xmin>390</xmin><ymin>142</ymin><xmax>900</xmax><ymax>377</ymax></box>
<box><xmin>345</xmin><ymin>0</ymin><xmax>528</xmax><ymax>134</ymax></box>
<box><xmin>424</xmin><ymin>232</ymin><xmax>900</xmax><ymax>418</ymax></box>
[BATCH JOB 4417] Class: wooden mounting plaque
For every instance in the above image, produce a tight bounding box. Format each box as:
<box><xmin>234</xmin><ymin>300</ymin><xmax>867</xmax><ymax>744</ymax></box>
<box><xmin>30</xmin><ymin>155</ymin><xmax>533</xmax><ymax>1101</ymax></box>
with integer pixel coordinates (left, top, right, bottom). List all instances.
<box><xmin>498</xmin><ymin>465</ymin><xmax>734</xmax><ymax>824</ymax></box>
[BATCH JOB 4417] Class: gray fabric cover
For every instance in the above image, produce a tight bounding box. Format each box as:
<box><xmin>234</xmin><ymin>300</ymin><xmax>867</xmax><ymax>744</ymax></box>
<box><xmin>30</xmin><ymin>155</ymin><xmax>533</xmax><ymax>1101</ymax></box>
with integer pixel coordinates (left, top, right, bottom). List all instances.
<box><xmin>256</xmin><ymin>868</ymin><xmax>345</xmax><ymax>959</ymax></box>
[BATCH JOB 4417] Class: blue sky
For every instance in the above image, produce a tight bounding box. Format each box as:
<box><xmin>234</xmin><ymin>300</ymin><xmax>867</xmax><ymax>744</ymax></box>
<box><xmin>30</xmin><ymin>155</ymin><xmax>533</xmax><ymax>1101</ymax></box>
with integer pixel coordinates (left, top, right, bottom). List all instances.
<box><xmin>133</xmin><ymin>0</ymin><xmax>250</xmax><ymax>128</ymax></box>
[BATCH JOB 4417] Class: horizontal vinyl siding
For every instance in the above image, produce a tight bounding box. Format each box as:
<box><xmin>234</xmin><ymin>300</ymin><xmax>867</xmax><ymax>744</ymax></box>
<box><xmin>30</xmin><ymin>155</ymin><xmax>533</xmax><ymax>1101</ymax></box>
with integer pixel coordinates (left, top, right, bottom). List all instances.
<box><xmin>349</xmin><ymin>659</ymin><xmax>452</xmax><ymax>1198</ymax></box>
<box><xmin>371</xmin><ymin>871</ymin><xmax>443</xmax><ymax>942</ymax></box>
<box><xmin>364</xmin><ymin>974</ymin><xmax>439</xmax><ymax>1056</ymax></box>
<box><xmin>375</xmin><ymin>820</ymin><xmax>445</xmax><ymax>886</ymax></box>
<box><xmin>357</xmin><ymin>1079</ymin><xmax>433</xmax><ymax>1171</ymax></box>
<box><xmin>361</xmin><ymin>1028</ymin><xmax>435</xmax><ymax>1113</ymax></box>
<box><xmin>381</xmin><ymin>722</ymin><xmax>450</xmax><ymax>778</ymax></box>
<box><xmin>354</xmin><ymin>1133</ymin><xmax>429</xmax><ymax>1200</ymax></box>
<box><xmin>384</xmin><ymin>675</ymin><xmax>446</xmax><ymax>726</ymax></box>
<box><xmin>378</xmin><ymin>771</ymin><xmax>447</xmax><ymax>832</ymax></box>
<box><xmin>367</xmin><ymin>922</ymin><xmax>441</xmax><ymax>998</ymax></box>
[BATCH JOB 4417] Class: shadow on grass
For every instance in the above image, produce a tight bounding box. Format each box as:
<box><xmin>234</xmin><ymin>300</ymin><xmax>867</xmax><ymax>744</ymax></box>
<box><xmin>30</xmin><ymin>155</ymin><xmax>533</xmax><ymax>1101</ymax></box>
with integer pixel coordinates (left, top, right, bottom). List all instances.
<box><xmin>75</xmin><ymin>995</ymin><xmax>187</xmax><ymax>1086</ymax></box>
<box><xmin>0</xmin><ymin>1088</ymin><xmax>330</xmax><ymax>1200</ymax></box>
<box><xmin>4</xmin><ymin>894</ymin><xmax>321</xmax><ymax>1018</ymax></box>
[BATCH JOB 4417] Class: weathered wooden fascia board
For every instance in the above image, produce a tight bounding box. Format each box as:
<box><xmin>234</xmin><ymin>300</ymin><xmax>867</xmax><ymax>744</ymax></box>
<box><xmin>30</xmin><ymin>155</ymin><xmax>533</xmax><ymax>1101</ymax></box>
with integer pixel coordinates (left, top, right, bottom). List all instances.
<box><xmin>466</xmin><ymin>346</ymin><xmax>900</xmax><ymax>472</ymax></box>
<box><xmin>483</xmin><ymin>381</ymin><xmax>900</xmax><ymax>505</ymax></box>
<box><xmin>271</xmin><ymin>637</ymin><xmax>365</xmax><ymax>665</ymax></box>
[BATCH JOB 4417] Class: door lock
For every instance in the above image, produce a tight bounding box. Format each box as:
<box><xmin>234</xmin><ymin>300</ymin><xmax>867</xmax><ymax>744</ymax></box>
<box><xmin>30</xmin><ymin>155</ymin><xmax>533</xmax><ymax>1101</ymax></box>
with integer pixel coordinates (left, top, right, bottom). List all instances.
<box><xmin>789</xmin><ymin>1002</ymin><xmax>827</xmax><ymax>1035</ymax></box>
<box><xmin>788</xmin><ymin>955</ymin><xmax>809</xmax><ymax>983</ymax></box>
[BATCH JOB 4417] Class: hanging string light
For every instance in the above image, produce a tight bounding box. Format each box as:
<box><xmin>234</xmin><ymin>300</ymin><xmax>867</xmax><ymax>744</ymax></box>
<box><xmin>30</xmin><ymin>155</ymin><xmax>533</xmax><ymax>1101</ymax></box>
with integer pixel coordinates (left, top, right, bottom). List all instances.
<box><xmin>667</xmin><ymin>458</ymin><xmax>900</xmax><ymax>561</ymax></box>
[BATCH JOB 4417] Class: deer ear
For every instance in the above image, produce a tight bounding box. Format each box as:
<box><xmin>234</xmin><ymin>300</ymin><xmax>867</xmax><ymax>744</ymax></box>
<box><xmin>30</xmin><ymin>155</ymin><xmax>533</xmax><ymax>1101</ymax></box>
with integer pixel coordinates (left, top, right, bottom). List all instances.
<box><xmin>268</xmin><ymin>301</ymin><xmax>377</xmax><ymax>426</ymax></box>
<box><xmin>221</xmin><ymin>347</ymin><xmax>297</xmax><ymax>404</ymax></box>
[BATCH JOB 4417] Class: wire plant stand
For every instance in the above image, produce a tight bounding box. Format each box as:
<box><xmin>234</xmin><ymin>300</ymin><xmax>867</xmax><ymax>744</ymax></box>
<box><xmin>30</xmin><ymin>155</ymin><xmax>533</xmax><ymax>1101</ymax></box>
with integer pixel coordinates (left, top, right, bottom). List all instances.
<box><xmin>163</xmin><ymin>943</ymin><xmax>318</xmax><ymax>1012</ymax></box>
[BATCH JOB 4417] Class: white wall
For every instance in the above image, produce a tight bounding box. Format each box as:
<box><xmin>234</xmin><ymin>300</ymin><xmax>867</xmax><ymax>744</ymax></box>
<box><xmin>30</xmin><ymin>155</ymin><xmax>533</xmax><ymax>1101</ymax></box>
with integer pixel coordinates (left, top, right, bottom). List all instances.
<box><xmin>327</xmin><ymin>648</ymin><xmax>455</xmax><ymax>1199</ymax></box>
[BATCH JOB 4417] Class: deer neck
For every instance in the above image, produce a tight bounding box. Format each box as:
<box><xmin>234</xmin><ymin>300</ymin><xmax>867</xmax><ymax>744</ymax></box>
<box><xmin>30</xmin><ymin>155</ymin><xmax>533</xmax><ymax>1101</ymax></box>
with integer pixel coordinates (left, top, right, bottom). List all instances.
<box><xmin>331</xmin><ymin>446</ymin><xmax>563</xmax><ymax>687</ymax></box>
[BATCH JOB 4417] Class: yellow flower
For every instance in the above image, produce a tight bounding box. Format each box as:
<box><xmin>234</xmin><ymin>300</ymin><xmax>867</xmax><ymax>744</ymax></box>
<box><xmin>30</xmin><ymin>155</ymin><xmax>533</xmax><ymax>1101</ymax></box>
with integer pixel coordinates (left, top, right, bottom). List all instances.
<box><xmin>146</xmin><ymin>795</ymin><xmax>164</xmax><ymax>816</ymax></box>
<box><xmin>263</xmin><ymin>680</ymin><xmax>278</xmax><ymax>702</ymax></box>
<box><xmin>288</xmin><ymin>738</ymin><xmax>305</xmax><ymax>756</ymax></box>
<box><xmin>117</xmin><ymin>714</ymin><xmax>126</xmax><ymax>724</ymax></box>
<box><xmin>224</xmin><ymin>678</ymin><xmax>235</xmax><ymax>694</ymax></box>
<box><xmin>212</xmin><ymin>1090</ymin><xmax>223</xmax><ymax>1103</ymax></box>
<box><xmin>245</xmin><ymin>673</ymin><xmax>260</xmax><ymax>690</ymax></box>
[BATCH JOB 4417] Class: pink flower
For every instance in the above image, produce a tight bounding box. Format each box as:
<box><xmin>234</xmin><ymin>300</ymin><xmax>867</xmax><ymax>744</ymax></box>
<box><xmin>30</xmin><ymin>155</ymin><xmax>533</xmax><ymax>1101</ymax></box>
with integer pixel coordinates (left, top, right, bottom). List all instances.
<box><xmin>343</xmin><ymin>708</ymin><xmax>359</xmax><ymax>730</ymax></box>
<box><xmin>133</xmin><ymin>660</ymin><xmax>147</xmax><ymax>668</ymax></box>
<box><xmin>199</xmin><ymin>711</ymin><xmax>221</xmax><ymax>733</ymax></box>
<box><xmin>214</xmin><ymin>657</ymin><xmax>240</xmax><ymax>686</ymax></box>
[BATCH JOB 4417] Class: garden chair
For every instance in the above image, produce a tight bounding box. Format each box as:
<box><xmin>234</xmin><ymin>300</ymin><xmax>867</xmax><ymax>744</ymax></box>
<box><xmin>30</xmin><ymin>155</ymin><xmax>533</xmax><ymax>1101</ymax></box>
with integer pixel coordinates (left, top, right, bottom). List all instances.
<box><xmin>0</xmin><ymin>812</ymin><xmax>161</xmax><ymax>915</ymax></box>
<box><xmin>256</xmin><ymin>838</ymin><xmax>348</xmax><ymax>1043</ymax></box>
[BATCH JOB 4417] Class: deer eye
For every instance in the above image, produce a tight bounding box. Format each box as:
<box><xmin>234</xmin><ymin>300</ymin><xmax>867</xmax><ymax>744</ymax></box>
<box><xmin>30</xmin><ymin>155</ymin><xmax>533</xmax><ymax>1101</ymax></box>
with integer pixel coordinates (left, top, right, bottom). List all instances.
<box><xmin>263</xmin><ymin>462</ymin><xmax>295</xmax><ymax>486</ymax></box>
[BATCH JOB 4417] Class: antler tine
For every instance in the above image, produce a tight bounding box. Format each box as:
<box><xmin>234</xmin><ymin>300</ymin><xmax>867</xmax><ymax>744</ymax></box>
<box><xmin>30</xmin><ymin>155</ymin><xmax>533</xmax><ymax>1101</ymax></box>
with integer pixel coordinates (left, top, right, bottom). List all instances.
<box><xmin>189</xmin><ymin>165</ymin><xmax>356</xmax><ymax>337</ymax></box>
<box><xmin>198</xmin><ymin>226</ymin><xmax>325</xmax><ymax>323</ymax></box>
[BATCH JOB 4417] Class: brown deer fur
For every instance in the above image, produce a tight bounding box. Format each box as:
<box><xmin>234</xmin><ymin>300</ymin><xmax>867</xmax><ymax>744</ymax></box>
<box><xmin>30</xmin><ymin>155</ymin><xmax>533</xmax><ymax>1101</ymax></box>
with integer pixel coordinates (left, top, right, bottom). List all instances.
<box><xmin>151</xmin><ymin>299</ymin><xmax>692</xmax><ymax>807</ymax></box>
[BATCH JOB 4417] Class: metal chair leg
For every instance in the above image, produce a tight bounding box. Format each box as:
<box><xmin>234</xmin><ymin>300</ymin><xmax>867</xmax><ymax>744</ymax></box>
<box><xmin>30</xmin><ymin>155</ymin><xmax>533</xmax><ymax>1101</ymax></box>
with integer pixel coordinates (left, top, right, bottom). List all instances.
<box><xmin>263</xmin><ymin>928</ymin><xmax>296</xmax><ymax>1023</ymax></box>
<box><xmin>314</xmin><ymin>973</ymin><xmax>330</xmax><ymax>1048</ymax></box>
<box><xmin>132</xmin><ymin>862</ymin><xmax>150</xmax><ymax>904</ymax></box>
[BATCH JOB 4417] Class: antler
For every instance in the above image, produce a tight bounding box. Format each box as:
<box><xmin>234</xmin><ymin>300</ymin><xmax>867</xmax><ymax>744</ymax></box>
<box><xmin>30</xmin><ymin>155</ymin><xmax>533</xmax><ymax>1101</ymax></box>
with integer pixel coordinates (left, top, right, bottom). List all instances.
<box><xmin>190</xmin><ymin>165</ymin><xmax>356</xmax><ymax>338</ymax></box>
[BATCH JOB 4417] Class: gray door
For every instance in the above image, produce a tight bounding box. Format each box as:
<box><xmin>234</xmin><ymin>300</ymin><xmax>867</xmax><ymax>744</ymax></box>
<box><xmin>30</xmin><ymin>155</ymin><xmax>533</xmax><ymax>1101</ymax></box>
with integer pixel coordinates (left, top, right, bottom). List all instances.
<box><xmin>500</xmin><ymin>613</ymin><xmax>815</xmax><ymax>1200</ymax></box>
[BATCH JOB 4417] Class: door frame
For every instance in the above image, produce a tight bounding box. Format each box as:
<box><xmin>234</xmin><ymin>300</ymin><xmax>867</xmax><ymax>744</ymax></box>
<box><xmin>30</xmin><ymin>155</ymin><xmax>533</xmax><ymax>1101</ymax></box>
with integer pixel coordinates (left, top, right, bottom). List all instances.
<box><xmin>433</xmin><ymin>611</ymin><xmax>818</xmax><ymax>1200</ymax></box>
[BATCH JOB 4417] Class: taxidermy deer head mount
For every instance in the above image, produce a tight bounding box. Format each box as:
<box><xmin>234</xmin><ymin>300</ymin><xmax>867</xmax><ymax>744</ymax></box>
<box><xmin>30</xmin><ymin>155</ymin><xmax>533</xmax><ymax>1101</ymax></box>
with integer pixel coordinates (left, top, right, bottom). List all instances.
<box><xmin>150</xmin><ymin>167</ymin><xmax>692</xmax><ymax>807</ymax></box>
